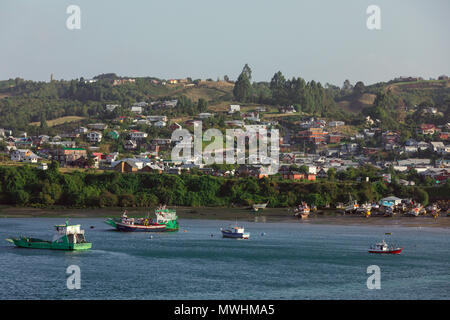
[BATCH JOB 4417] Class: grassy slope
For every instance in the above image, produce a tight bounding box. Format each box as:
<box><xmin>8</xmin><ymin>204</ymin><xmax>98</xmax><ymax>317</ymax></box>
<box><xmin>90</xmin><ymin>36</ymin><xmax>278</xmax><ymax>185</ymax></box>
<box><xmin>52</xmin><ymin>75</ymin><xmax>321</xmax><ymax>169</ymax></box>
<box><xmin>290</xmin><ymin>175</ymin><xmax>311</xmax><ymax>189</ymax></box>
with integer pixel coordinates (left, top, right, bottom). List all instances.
<box><xmin>337</xmin><ymin>79</ymin><xmax>450</xmax><ymax>113</ymax></box>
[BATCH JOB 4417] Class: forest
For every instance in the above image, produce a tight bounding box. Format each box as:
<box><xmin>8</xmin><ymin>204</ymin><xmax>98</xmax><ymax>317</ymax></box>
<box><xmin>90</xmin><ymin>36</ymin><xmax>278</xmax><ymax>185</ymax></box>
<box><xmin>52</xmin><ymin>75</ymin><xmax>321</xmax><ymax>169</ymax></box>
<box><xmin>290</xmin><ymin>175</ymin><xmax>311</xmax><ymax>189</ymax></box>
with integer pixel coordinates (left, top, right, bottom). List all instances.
<box><xmin>0</xmin><ymin>164</ymin><xmax>447</xmax><ymax>209</ymax></box>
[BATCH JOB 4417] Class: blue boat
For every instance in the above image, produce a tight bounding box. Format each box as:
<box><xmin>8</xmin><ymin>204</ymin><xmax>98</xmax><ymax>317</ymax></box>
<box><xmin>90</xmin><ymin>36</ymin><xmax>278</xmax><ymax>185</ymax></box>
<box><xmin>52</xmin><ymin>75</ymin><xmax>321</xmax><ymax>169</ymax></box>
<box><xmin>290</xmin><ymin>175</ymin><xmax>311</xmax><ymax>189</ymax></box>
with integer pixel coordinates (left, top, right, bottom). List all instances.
<box><xmin>220</xmin><ymin>225</ymin><xmax>250</xmax><ymax>239</ymax></box>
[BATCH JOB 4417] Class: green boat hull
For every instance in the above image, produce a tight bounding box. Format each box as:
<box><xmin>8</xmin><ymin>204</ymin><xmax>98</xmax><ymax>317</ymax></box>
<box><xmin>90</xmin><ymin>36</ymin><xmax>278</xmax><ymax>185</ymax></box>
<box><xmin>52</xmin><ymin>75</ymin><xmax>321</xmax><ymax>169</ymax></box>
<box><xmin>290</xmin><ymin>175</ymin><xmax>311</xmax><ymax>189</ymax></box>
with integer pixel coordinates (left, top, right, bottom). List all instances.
<box><xmin>7</xmin><ymin>237</ymin><xmax>92</xmax><ymax>251</ymax></box>
<box><xmin>105</xmin><ymin>217</ymin><xmax>178</xmax><ymax>232</ymax></box>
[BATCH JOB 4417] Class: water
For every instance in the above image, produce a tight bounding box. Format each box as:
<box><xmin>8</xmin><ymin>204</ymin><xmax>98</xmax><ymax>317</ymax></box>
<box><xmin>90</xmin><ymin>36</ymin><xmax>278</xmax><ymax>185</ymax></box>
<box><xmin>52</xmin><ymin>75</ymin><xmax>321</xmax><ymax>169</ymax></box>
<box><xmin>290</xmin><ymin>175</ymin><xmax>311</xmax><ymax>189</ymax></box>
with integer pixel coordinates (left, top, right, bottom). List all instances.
<box><xmin>0</xmin><ymin>218</ymin><xmax>448</xmax><ymax>299</ymax></box>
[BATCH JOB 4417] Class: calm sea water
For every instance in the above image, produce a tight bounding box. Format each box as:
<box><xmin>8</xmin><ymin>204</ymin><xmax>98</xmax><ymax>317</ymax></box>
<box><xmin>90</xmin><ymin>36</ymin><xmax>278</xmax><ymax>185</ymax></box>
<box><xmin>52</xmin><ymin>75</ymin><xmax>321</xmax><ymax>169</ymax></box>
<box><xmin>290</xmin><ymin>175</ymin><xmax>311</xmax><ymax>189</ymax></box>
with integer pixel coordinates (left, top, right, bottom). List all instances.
<box><xmin>0</xmin><ymin>218</ymin><xmax>448</xmax><ymax>300</ymax></box>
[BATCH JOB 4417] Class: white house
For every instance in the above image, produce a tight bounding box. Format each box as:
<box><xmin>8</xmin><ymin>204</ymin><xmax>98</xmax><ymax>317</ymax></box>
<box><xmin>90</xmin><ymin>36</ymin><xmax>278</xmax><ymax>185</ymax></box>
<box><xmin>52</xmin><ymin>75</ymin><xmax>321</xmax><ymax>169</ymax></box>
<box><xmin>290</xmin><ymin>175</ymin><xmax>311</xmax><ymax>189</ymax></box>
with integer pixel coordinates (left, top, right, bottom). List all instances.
<box><xmin>198</xmin><ymin>113</ymin><xmax>214</xmax><ymax>119</ymax></box>
<box><xmin>130</xmin><ymin>106</ymin><xmax>143</xmax><ymax>114</ymax></box>
<box><xmin>228</xmin><ymin>105</ymin><xmax>240</xmax><ymax>114</ymax></box>
<box><xmin>87</xmin><ymin>131</ymin><xmax>103</xmax><ymax>143</ymax></box>
<box><xmin>129</xmin><ymin>131</ymin><xmax>148</xmax><ymax>140</ymax></box>
<box><xmin>105</xmin><ymin>104</ymin><xmax>120</xmax><ymax>112</ymax></box>
<box><xmin>153</xmin><ymin>121</ymin><xmax>167</xmax><ymax>128</ymax></box>
<box><xmin>329</xmin><ymin>121</ymin><xmax>345</xmax><ymax>127</ymax></box>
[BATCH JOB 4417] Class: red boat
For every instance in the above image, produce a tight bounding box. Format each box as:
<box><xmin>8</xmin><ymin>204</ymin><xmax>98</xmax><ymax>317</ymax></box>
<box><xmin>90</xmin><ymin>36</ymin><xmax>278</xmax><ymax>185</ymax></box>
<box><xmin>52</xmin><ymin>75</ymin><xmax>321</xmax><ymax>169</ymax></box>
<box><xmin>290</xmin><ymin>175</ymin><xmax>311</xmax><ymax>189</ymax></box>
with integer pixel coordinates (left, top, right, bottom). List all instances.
<box><xmin>368</xmin><ymin>239</ymin><xmax>403</xmax><ymax>254</ymax></box>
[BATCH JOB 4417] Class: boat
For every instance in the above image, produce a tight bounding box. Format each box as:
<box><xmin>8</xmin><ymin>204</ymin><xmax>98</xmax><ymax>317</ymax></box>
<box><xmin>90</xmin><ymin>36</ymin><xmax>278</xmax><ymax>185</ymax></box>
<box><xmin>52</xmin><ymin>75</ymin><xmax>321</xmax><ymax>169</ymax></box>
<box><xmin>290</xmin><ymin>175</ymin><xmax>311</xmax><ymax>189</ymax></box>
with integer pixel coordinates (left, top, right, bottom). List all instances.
<box><xmin>384</xmin><ymin>206</ymin><xmax>394</xmax><ymax>217</ymax></box>
<box><xmin>368</xmin><ymin>239</ymin><xmax>403</xmax><ymax>254</ymax></box>
<box><xmin>407</xmin><ymin>204</ymin><xmax>423</xmax><ymax>217</ymax></box>
<box><xmin>6</xmin><ymin>221</ymin><xmax>91</xmax><ymax>251</ymax></box>
<box><xmin>294</xmin><ymin>202</ymin><xmax>310</xmax><ymax>219</ymax></box>
<box><xmin>357</xmin><ymin>202</ymin><xmax>371</xmax><ymax>217</ymax></box>
<box><xmin>105</xmin><ymin>206</ymin><xmax>178</xmax><ymax>232</ymax></box>
<box><xmin>220</xmin><ymin>224</ymin><xmax>250</xmax><ymax>239</ymax></box>
<box><xmin>252</xmin><ymin>202</ymin><xmax>268</xmax><ymax>212</ymax></box>
<box><xmin>344</xmin><ymin>200</ymin><xmax>359</xmax><ymax>213</ymax></box>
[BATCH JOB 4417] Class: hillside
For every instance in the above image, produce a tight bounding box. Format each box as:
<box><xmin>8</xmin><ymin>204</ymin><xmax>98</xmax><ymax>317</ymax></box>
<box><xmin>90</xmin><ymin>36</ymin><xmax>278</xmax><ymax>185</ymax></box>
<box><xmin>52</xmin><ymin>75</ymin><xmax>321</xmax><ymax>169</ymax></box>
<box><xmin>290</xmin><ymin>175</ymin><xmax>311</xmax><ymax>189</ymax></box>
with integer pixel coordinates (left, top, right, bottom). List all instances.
<box><xmin>336</xmin><ymin>79</ymin><xmax>450</xmax><ymax>113</ymax></box>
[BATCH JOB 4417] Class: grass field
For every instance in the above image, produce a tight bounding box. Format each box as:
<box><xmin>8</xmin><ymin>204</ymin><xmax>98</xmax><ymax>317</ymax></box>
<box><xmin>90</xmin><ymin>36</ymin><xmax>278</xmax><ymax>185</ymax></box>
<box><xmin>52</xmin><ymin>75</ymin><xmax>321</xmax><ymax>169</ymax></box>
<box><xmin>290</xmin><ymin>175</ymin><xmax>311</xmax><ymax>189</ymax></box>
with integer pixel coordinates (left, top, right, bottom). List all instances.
<box><xmin>29</xmin><ymin>116</ymin><xmax>86</xmax><ymax>127</ymax></box>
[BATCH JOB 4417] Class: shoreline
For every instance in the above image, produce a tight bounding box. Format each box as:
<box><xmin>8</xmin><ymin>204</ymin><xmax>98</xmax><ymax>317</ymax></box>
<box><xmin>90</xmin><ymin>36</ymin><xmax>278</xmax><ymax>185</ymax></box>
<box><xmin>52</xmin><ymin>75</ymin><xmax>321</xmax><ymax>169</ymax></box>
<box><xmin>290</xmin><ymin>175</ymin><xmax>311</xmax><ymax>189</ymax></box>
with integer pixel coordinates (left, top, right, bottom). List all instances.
<box><xmin>0</xmin><ymin>205</ymin><xmax>449</xmax><ymax>228</ymax></box>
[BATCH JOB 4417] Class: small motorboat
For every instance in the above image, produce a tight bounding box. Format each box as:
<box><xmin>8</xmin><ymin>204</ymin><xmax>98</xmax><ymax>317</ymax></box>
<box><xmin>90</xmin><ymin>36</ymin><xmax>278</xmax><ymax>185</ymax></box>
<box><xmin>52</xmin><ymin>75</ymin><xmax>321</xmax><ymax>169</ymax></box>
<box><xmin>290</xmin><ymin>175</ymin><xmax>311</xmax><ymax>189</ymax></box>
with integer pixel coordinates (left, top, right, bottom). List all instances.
<box><xmin>252</xmin><ymin>202</ymin><xmax>268</xmax><ymax>212</ymax></box>
<box><xmin>221</xmin><ymin>225</ymin><xmax>250</xmax><ymax>239</ymax></box>
<box><xmin>368</xmin><ymin>239</ymin><xmax>403</xmax><ymax>254</ymax></box>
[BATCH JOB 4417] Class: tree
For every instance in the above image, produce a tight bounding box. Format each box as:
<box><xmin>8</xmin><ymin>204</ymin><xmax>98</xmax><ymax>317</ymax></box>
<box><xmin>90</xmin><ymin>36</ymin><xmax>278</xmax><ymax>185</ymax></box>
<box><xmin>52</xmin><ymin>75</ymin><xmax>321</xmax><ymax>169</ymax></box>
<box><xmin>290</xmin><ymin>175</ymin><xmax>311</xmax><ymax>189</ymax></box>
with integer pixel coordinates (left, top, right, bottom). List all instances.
<box><xmin>233</xmin><ymin>70</ymin><xmax>252</xmax><ymax>102</ymax></box>
<box><xmin>241</xmin><ymin>64</ymin><xmax>252</xmax><ymax>81</ymax></box>
<box><xmin>354</xmin><ymin>81</ymin><xmax>365</xmax><ymax>95</ymax></box>
<box><xmin>342</xmin><ymin>79</ymin><xmax>352</xmax><ymax>92</ymax></box>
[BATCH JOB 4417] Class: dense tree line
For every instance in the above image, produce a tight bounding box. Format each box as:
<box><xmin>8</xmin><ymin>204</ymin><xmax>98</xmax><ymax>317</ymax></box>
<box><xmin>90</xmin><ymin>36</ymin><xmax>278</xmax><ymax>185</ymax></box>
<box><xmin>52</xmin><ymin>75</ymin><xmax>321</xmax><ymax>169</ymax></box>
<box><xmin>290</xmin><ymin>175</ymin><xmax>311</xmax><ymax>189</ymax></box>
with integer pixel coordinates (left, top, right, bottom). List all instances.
<box><xmin>233</xmin><ymin>65</ymin><xmax>347</xmax><ymax>119</ymax></box>
<box><xmin>0</xmin><ymin>165</ymin><xmax>446</xmax><ymax>208</ymax></box>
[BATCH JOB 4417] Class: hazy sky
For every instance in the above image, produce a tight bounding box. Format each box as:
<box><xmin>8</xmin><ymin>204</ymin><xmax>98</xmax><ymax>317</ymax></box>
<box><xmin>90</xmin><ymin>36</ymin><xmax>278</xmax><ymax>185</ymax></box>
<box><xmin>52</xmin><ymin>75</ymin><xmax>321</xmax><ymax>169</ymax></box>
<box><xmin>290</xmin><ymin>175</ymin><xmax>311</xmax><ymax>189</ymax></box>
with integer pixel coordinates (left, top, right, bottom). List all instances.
<box><xmin>1</xmin><ymin>0</ymin><xmax>449</xmax><ymax>86</ymax></box>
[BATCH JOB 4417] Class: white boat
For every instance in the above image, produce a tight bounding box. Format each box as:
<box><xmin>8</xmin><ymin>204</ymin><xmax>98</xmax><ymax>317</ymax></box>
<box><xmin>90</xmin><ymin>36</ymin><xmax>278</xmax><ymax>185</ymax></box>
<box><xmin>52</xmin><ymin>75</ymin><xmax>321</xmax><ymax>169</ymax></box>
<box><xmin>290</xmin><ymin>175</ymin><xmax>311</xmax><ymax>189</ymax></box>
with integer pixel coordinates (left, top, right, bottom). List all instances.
<box><xmin>345</xmin><ymin>200</ymin><xmax>359</xmax><ymax>213</ymax></box>
<box><xmin>252</xmin><ymin>202</ymin><xmax>268</xmax><ymax>212</ymax></box>
<box><xmin>220</xmin><ymin>225</ymin><xmax>250</xmax><ymax>239</ymax></box>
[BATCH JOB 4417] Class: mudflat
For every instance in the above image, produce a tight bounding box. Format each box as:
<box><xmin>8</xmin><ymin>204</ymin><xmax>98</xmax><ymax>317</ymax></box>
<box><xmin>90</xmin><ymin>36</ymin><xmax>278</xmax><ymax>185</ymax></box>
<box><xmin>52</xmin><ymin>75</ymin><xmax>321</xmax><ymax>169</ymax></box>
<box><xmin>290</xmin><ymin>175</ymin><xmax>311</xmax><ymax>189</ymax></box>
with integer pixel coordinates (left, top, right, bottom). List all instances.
<box><xmin>0</xmin><ymin>205</ymin><xmax>448</xmax><ymax>228</ymax></box>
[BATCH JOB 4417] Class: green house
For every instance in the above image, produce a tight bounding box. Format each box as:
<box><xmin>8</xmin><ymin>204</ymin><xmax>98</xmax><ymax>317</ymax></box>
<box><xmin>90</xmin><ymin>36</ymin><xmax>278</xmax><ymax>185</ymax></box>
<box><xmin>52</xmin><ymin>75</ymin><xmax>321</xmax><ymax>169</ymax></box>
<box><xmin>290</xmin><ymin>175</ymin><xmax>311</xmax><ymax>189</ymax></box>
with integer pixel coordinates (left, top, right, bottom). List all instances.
<box><xmin>108</xmin><ymin>130</ymin><xmax>120</xmax><ymax>140</ymax></box>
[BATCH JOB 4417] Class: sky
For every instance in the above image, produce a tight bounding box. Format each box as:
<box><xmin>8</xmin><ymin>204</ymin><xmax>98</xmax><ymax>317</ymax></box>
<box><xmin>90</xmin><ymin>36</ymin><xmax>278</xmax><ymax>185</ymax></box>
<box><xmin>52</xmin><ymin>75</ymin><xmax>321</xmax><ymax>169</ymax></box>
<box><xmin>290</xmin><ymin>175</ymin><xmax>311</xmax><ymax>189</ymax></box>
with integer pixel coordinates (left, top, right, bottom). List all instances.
<box><xmin>0</xmin><ymin>0</ymin><xmax>449</xmax><ymax>86</ymax></box>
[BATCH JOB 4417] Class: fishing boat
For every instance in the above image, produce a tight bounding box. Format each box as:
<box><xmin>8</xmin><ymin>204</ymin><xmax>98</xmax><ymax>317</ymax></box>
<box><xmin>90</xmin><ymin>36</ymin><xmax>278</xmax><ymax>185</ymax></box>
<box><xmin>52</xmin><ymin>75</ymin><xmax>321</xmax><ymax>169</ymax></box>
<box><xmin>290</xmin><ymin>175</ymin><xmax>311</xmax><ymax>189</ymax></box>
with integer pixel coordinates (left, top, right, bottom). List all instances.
<box><xmin>6</xmin><ymin>221</ymin><xmax>91</xmax><ymax>251</ymax></box>
<box><xmin>294</xmin><ymin>202</ymin><xmax>310</xmax><ymax>219</ymax></box>
<box><xmin>252</xmin><ymin>202</ymin><xmax>268</xmax><ymax>212</ymax></box>
<box><xmin>368</xmin><ymin>239</ymin><xmax>403</xmax><ymax>254</ymax></box>
<box><xmin>220</xmin><ymin>224</ymin><xmax>250</xmax><ymax>239</ymax></box>
<box><xmin>105</xmin><ymin>206</ymin><xmax>178</xmax><ymax>232</ymax></box>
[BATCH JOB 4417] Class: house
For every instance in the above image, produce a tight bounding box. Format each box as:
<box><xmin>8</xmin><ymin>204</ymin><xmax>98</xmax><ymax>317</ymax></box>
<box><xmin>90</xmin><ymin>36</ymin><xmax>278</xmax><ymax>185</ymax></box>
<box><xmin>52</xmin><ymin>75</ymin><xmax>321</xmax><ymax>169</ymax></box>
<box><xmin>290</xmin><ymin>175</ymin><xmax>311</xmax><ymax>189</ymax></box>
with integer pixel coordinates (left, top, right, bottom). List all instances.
<box><xmin>224</xmin><ymin>120</ymin><xmax>244</xmax><ymax>127</ymax></box>
<box><xmin>75</xmin><ymin>127</ymin><xmax>88</xmax><ymax>134</ymax></box>
<box><xmin>379</xmin><ymin>196</ymin><xmax>402</xmax><ymax>207</ymax></box>
<box><xmin>439</xmin><ymin>132</ymin><xmax>449</xmax><ymax>141</ymax></box>
<box><xmin>141</xmin><ymin>164</ymin><xmax>163</xmax><ymax>173</ymax></box>
<box><xmin>153</xmin><ymin>121</ymin><xmax>167</xmax><ymax>128</ymax></box>
<box><xmin>108</xmin><ymin>130</ymin><xmax>120</xmax><ymax>140</ymax></box>
<box><xmin>52</xmin><ymin>148</ymin><xmax>87</xmax><ymax>163</ymax></box>
<box><xmin>278</xmin><ymin>105</ymin><xmax>296</xmax><ymax>114</ymax></box>
<box><xmin>329</xmin><ymin>121</ymin><xmax>345</xmax><ymax>127</ymax></box>
<box><xmin>198</xmin><ymin>113</ymin><xmax>214</xmax><ymax>119</ymax></box>
<box><xmin>37</xmin><ymin>162</ymin><xmax>48</xmax><ymax>170</ymax></box>
<box><xmin>403</xmin><ymin>145</ymin><xmax>418</xmax><ymax>153</ymax></box>
<box><xmin>228</xmin><ymin>105</ymin><xmax>240</xmax><ymax>114</ymax></box>
<box><xmin>328</xmin><ymin>135</ymin><xmax>341</xmax><ymax>144</ymax></box>
<box><xmin>129</xmin><ymin>131</ymin><xmax>148</xmax><ymax>140</ymax></box>
<box><xmin>88</xmin><ymin>123</ymin><xmax>108</xmax><ymax>131</ymax></box>
<box><xmin>241</xmin><ymin>112</ymin><xmax>260</xmax><ymax>122</ymax></box>
<box><xmin>147</xmin><ymin>115</ymin><xmax>168</xmax><ymax>122</ymax></box>
<box><xmin>105</xmin><ymin>104</ymin><xmax>120</xmax><ymax>112</ymax></box>
<box><xmin>124</xmin><ymin>140</ymin><xmax>138</xmax><ymax>150</ymax></box>
<box><xmin>417</xmin><ymin>141</ymin><xmax>430</xmax><ymax>151</ymax></box>
<box><xmin>130</xmin><ymin>106</ymin><xmax>143</xmax><ymax>114</ymax></box>
<box><xmin>87</xmin><ymin>131</ymin><xmax>102</xmax><ymax>143</ymax></box>
<box><xmin>169</xmin><ymin>122</ymin><xmax>182</xmax><ymax>131</ymax></box>
<box><xmin>112</xmin><ymin>78</ymin><xmax>136</xmax><ymax>86</ymax></box>
<box><xmin>430</xmin><ymin>142</ymin><xmax>445</xmax><ymax>153</ymax></box>
<box><xmin>420</xmin><ymin>124</ymin><xmax>436</xmax><ymax>135</ymax></box>
<box><xmin>10</xmin><ymin>149</ymin><xmax>39</xmax><ymax>163</ymax></box>
<box><xmin>114</xmin><ymin>160</ymin><xmax>139</xmax><ymax>173</ymax></box>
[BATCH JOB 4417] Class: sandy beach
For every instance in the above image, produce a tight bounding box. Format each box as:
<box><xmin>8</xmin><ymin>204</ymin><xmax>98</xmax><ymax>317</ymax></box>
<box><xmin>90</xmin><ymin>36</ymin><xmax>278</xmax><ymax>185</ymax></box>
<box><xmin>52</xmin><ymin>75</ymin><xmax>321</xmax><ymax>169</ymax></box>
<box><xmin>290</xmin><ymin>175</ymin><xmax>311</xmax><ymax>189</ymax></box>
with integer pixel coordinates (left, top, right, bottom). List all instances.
<box><xmin>0</xmin><ymin>205</ymin><xmax>448</xmax><ymax>229</ymax></box>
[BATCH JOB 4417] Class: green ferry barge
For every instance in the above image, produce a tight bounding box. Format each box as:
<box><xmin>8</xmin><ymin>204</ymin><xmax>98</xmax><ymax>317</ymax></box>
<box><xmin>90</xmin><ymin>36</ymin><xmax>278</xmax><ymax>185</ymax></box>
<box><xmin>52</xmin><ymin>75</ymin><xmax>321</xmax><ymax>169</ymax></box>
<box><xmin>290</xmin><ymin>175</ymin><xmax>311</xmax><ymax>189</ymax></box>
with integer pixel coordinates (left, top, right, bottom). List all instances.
<box><xmin>6</xmin><ymin>221</ymin><xmax>92</xmax><ymax>251</ymax></box>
